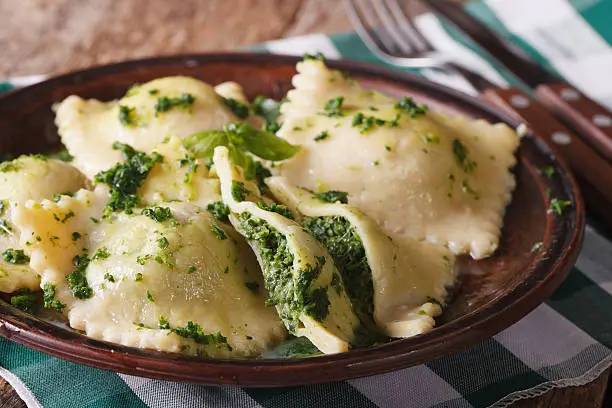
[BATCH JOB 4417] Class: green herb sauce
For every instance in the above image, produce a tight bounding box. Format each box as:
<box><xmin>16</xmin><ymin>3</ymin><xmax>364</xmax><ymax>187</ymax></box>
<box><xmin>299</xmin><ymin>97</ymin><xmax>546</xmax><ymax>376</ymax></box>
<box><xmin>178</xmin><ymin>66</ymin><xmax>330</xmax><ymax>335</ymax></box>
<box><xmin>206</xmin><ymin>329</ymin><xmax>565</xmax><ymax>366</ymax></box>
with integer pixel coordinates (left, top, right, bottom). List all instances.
<box><xmin>238</xmin><ymin>213</ymin><xmax>330</xmax><ymax>332</ymax></box>
<box><xmin>304</xmin><ymin>216</ymin><xmax>374</xmax><ymax>321</ymax></box>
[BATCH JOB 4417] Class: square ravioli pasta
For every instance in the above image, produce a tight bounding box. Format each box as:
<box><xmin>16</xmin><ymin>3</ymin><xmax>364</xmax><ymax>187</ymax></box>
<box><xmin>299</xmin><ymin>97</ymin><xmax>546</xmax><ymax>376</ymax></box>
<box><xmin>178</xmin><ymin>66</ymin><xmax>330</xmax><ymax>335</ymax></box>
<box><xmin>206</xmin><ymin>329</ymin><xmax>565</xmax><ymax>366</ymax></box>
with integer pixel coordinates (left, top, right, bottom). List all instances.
<box><xmin>276</xmin><ymin>59</ymin><xmax>520</xmax><ymax>259</ymax></box>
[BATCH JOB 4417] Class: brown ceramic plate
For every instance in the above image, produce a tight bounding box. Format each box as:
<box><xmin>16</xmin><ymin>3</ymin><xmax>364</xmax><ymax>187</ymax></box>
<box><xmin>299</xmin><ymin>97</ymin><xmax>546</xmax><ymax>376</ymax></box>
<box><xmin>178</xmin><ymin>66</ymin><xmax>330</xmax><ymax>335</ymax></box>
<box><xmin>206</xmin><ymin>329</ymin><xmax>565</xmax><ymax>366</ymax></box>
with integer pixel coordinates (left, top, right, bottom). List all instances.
<box><xmin>0</xmin><ymin>53</ymin><xmax>584</xmax><ymax>387</ymax></box>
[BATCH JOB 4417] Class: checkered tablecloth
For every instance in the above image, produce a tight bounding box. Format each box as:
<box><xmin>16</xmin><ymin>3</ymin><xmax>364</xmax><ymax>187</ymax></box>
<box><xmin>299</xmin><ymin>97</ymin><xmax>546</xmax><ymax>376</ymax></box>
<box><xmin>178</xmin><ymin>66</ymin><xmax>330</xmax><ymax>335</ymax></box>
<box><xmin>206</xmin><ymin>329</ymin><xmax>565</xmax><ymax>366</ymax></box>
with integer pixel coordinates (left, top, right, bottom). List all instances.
<box><xmin>2</xmin><ymin>0</ymin><xmax>612</xmax><ymax>407</ymax></box>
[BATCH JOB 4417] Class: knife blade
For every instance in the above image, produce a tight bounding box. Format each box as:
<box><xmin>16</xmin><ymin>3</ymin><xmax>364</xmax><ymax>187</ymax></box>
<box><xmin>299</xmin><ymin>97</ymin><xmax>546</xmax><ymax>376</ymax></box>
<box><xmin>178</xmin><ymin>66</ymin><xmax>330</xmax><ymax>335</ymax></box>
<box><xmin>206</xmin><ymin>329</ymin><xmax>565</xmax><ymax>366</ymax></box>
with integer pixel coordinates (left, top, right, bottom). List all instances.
<box><xmin>423</xmin><ymin>0</ymin><xmax>612</xmax><ymax>162</ymax></box>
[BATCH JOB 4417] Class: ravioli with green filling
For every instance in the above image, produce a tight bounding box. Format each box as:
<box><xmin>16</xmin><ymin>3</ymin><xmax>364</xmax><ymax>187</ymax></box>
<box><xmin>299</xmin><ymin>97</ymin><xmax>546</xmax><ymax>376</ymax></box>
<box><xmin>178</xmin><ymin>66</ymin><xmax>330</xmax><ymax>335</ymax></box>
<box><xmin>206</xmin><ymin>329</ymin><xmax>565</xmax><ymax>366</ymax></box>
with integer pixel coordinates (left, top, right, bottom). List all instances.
<box><xmin>266</xmin><ymin>177</ymin><xmax>456</xmax><ymax>338</ymax></box>
<box><xmin>213</xmin><ymin>146</ymin><xmax>359</xmax><ymax>354</ymax></box>
<box><xmin>55</xmin><ymin>76</ymin><xmax>245</xmax><ymax>178</ymax></box>
<box><xmin>14</xmin><ymin>194</ymin><xmax>286</xmax><ymax>357</ymax></box>
<box><xmin>0</xmin><ymin>155</ymin><xmax>88</xmax><ymax>293</ymax></box>
<box><xmin>276</xmin><ymin>59</ymin><xmax>520</xmax><ymax>259</ymax></box>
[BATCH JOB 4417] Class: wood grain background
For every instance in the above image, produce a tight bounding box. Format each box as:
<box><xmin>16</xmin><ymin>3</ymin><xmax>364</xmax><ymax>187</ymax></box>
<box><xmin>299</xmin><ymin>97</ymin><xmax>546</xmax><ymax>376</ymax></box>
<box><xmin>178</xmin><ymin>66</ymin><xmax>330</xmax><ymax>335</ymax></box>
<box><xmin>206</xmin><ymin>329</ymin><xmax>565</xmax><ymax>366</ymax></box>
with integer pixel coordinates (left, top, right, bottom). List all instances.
<box><xmin>0</xmin><ymin>0</ymin><xmax>610</xmax><ymax>407</ymax></box>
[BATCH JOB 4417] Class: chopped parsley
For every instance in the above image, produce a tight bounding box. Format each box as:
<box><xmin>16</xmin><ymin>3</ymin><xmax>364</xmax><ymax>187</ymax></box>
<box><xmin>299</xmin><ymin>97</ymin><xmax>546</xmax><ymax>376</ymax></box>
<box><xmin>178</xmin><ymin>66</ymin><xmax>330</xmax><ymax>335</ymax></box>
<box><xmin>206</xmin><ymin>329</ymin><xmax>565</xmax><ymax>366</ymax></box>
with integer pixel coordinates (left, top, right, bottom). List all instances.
<box><xmin>135</xmin><ymin>273</ymin><xmax>143</xmax><ymax>281</ymax></box>
<box><xmin>210</xmin><ymin>224</ymin><xmax>228</xmax><ymax>240</ymax></box>
<box><xmin>118</xmin><ymin>105</ymin><xmax>137</xmax><ymax>126</ymax></box>
<box><xmin>461</xmin><ymin>180</ymin><xmax>480</xmax><ymax>200</ymax></box>
<box><xmin>0</xmin><ymin>161</ymin><xmax>21</xmax><ymax>173</ymax></box>
<box><xmin>542</xmin><ymin>166</ymin><xmax>555</xmax><ymax>179</ymax></box>
<box><xmin>452</xmin><ymin>139</ymin><xmax>477</xmax><ymax>173</ymax></box>
<box><xmin>42</xmin><ymin>283</ymin><xmax>66</xmax><ymax>312</ymax></box>
<box><xmin>206</xmin><ymin>201</ymin><xmax>230</xmax><ymax>222</ymax></box>
<box><xmin>313</xmin><ymin>190</ymin><xmax>349</xmax><ymax>204</ymax></box>
<box><xmin>422</xmin><ymin>133</ymin><xmax>440</xmax><ymax>144</ymax></box>
<box><xmin>154</xmin><ymin>93</ymin><xmax>195</xmax><ymax>114</ymax></box>
<box><xmin>0</xmin><ymin>219</ymin><xmax>13</xmax><ymax>236</ymax></box>
<box><xmin>2</xmin><ymin>248</ymin><xmax>30</xmax><ymax>264</ymax></box>
<box><xmin>221</xmin><ymin>97</ymin><xmax>249</xmax><ymax>119</ymax></box>
<box><xmin>94</xmin><ymin>142</ymin><xmax>163</xmax><ymax>216</ymax></box>
<box><xmin>321</xmin><ymin>96</ymin><xmax>345</xmax><ymax>117</ymax></box>
<box><xmin>187</xmin><ymin>266</ymin><xmax>197</xmax><ymax>274</ymax></box>
<box><xmin>10</xmin><ymin>289</ymin><xmax>38</xmax><ymax>314</ymax></box>
<box><xmin>92</xmin><ymin>247</ymin><xmax>111</xmax><ymax>262</ymax></box>
<box><xmin>104</xmin><ymin>272</ymin><xmax>116</xmax><ymax>283</ymax></box>
<box><xmin>178</xmin><ymin>154</ymin><xmax>199</xmax><ymax>184</ymax></box>
<box><xmin>385</xmin><ymin>145</ymin><xmax>392</xmax><ymax>152</ymax></box>
<box><xmin>314</xmin><ymin>130</ymin><xmax>329</xmax><ymax>142</ymax></box>
<box><xmin>231</xmin><ymin>181</ymin><xmax>251</xmax><ymax>202</ymax></box>
<box><xmin>245</xmin><ymin>281</ymin><xmax>260</xmax><ymax>294</ymax></box>
<box><xmin>137</xmin><ymin>254</ymin><xmax>152</xmax><ymax>265</ymax></box>
<box><xmin>141</xmin><ymin>206</ymin><xmax>176</xmax><ymax>224</ymax></box>
<box><xmin>53</xmin><ymin>210</ymin><xmax>75</xmax><ymax>223</ymax></box>
<box><xmin>303</xmin><ymin>52</ymin><xmax>325</xmax><ymax>61</ymax></box>
<box><xmin>426</xmin><ymin>296</ymin><xmax>443</xmax><ymax>308</ymax></box>
<box><xmin>157</xmin><ymin>237</ymin><xmax>169</xmax><ymax>250</ymax></box>
<box><xmin>549</xmin><ymin>198</ymin><xmax>572</xmax><ymax>215</ymax></box>
<box><xmin>256</xmin><ymin>201</ymin><xmax>294</xmax><ymax>219</ymax></box>
<box><xmin>66</xmin><ymin>253</ymin><xmax>93</xmax><ymax>299</ymax></box>
<box><xmin>52</xmin><ymin>192</ymin><xmax>74</xmax><ymax>203</ymax></box>
<box><xmin>148</xmin><ymin>89</ymin><xmax>159</xmax><ymax>95</ymax></box>
<box><xmin>146</xmin><ymin>290</ymin><xmax>154</xmax><ymax>302</ymax></box>
<box><xmin>352</xmin><ymin>112</ymin><xmax>385</xmax><ymax>133</ymax></box>
<box><xmin>170</xmin><ymin>321</ymin><xmax>228</xmax><ymax>346</ymax></box>
<box><xmin>158</xmin><ymin>316</ymin><xmax>170</xmax><ymax>330</ymax></box>
<box><xmin>394</xmin><ymin>96</ymin><xmax>428</xmax><ymax>117</ymax></box>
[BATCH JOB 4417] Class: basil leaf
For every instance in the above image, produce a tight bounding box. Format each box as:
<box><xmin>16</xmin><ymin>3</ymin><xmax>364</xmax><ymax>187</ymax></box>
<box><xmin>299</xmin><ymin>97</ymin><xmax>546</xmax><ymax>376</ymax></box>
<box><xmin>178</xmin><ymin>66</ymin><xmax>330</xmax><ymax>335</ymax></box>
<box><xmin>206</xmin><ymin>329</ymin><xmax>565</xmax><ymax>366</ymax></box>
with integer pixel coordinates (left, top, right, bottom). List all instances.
<box><xmin>227</xmin><ymin>144</ymin><xmax>256</xmax><ymax>180</ymax></box>
<box><xmin>182</xmin><ymin>130</ymin><xmax>228</xmax><ymax>160</ymax></box>
<box><xmin>226</xmin><ymin>123</ymin><xmax>300</xmax><ymax>161</ymax></box>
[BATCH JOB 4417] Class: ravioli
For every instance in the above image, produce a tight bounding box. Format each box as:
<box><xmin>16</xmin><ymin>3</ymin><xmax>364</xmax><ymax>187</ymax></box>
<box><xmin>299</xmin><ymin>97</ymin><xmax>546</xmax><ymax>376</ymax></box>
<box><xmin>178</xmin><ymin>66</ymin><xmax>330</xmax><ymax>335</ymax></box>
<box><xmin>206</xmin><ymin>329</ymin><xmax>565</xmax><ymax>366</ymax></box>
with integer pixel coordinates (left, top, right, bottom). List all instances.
<box><xmin>277</xmin><ymin>59</ymin><xmax>520</xmax><ymax>259</ymax></box>
<box><xmin>266</xmin><ymin>177</ymin><xmax>456</xmax><ymax>338</ymax></box>
<box><xmin>213</xmin><ymin>146</ymin><xmax>359</xmax><ymax>354</ymax></box>
<box><xmin>55</xmin><ymin>76</ymin><xmax>243</xmax><ymax>178</ymax></box>
<box><xmin>14</xmin><ymin>193</ymin><xmax>285</xmax><ymax>357</ymax></box>
<box><xmin>0</xmin><ymin>156</ymin><xmax>88</xmax><ymax>293</ymax></box>
<box><xmin>138</xmin><ymin>137</ymin><xmax>221</xmax><ymax>208</ymax></box>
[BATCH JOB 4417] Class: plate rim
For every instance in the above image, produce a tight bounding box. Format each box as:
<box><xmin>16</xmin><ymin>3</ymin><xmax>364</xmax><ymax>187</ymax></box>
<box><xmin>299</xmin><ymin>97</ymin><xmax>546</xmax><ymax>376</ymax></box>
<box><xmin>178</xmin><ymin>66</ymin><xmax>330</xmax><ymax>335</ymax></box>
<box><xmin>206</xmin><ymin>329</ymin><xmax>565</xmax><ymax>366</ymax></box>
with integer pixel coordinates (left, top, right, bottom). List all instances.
<box><xmin>0</xmin><ymin>52</ymin><xmax>585</xmax><ymax>386</ymax></box>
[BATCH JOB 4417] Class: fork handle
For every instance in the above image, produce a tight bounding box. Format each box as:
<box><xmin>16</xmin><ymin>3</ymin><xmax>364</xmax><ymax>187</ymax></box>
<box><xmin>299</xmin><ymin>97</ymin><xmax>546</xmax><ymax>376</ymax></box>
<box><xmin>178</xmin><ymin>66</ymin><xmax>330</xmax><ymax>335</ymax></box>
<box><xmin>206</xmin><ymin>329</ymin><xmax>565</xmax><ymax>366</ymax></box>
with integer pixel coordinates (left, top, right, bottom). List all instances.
<box><xmin>535</xmin><ymin>83</ymin><xmax>612</xmax><ymax>161</ymax></box>
<box><xmin>481</xmin><ymin>87</ymin><xmax>612</xmax><ymax>208</ymax></box>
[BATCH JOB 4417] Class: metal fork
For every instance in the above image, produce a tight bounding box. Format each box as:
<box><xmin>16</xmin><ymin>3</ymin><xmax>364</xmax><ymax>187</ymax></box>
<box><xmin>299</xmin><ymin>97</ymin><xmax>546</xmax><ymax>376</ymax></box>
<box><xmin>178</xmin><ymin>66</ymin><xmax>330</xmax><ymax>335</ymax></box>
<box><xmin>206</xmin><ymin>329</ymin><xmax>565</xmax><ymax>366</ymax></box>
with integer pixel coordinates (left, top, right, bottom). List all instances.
<box><xmin>344</xmin><ymin>0</ymin><xmax>496</xmax><ymax>92</ymax></box>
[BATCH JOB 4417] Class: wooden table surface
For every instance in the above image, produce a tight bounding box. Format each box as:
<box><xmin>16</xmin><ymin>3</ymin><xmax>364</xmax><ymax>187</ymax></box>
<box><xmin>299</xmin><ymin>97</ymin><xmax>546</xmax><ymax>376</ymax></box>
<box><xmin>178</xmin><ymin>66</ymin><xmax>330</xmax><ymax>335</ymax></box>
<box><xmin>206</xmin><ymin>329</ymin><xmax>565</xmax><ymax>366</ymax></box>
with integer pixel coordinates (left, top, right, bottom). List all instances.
<box><xmin>0</xmin><ymin>1</ymin><xmax>610</xmax><ymax>407</ymax></box>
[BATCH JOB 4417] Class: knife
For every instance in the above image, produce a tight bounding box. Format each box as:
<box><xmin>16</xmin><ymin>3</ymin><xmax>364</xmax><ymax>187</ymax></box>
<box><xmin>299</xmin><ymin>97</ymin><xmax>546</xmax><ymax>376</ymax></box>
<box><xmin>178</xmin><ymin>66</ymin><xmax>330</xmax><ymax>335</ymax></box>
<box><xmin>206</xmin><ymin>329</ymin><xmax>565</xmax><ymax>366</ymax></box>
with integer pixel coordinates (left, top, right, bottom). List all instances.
<box><xmin>423</xmin><ymin>0</ymin><xmax>612</xmax><ymax>162</ymax></box>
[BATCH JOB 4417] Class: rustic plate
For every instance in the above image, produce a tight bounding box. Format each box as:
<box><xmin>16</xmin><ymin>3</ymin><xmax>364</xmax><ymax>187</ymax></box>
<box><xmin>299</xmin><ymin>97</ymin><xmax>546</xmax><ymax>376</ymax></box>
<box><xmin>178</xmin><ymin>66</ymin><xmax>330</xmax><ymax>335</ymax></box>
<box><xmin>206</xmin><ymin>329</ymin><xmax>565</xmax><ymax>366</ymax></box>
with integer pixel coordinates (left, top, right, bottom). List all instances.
<box><xmin>0</xmin><ymin>53</ymin><xmax>584</xmax><ymax>387</ymax></box>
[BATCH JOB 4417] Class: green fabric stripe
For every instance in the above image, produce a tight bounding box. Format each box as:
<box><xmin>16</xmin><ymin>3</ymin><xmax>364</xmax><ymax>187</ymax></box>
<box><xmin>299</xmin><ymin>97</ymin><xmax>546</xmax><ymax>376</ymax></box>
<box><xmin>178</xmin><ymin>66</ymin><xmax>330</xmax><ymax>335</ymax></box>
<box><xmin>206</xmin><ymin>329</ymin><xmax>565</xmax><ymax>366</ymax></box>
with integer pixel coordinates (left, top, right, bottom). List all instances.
<box><xmin>245</xmin><ymin>382</ymin><xmax>378</xmax><ymax>408</ymax></box>
<box><xmin>546</xmin><ymin>268</ymin><xmax>612</xmax><ymax>349</ymax></box>
<box><xmin>436</xmin><ymin>16</ymin><xmax>519</xmax><ymax>87</ymax></box>
<box><xmin>426</xmin><ymin>338</ymin><xmax>547</xmax><ymax>408</ymax></box>
<box><xmin>330</xmin><ymin>32</ymin><xmax>423</xmax><ymax>76</ymax></box>
<box><xmin>466</xmin><ymin>1</ymin><xmax>559</xmax><ymax>76</ymax></box>
<box><xmin>570</xmin><ymin>0</ymin><xmax>612</xmax><ymax>45</ymax></box>
<box><xmin>537</xmin><ymin>342</ymin><xmax>611</xmax><ymax>380</ymax></box>
<box><xmin>0</xmin><ymin>82</ymin><xmax>13</xmax><ymax>93</ymax></box>
<box><xmin>0</xmin><ymin>339</ymin><xmax>147</xmax><ymax>408</ymax></box>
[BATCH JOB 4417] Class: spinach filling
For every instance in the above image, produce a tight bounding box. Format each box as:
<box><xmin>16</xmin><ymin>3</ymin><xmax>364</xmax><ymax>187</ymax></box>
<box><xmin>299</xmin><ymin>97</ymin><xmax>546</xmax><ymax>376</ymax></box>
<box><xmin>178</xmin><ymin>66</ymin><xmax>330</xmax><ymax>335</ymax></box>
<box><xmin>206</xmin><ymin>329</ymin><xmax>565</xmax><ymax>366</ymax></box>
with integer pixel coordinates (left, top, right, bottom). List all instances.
<box><xmin>304</xmin><ymin>216</ymin><xmax>374</xmax><ymax>323</ymax></box>
<box><xmin>237</xmin><ymin>212</ymin><xmax>329</xmax><ymax>332</ymax></box>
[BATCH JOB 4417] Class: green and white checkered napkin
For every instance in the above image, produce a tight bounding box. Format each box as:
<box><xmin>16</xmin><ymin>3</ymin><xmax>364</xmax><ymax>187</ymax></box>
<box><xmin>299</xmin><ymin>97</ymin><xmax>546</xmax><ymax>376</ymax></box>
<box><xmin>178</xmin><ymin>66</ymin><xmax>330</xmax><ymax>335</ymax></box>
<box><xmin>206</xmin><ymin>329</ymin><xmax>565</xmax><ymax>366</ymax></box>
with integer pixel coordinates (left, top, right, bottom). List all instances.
<box><xmin>2</xmin><ymin>0</ymin><xmax>612</xmax><ymax>407</ymax></box>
